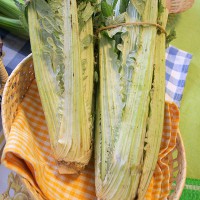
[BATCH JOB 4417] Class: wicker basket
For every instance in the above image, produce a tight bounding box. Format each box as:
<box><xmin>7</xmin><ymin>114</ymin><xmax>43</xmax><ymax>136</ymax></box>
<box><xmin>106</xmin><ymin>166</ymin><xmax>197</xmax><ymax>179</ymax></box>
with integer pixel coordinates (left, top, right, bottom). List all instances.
<box><xmin>0</xmin><ymin>46</ymin><xmax>9</xmax><ymax>159</ymax></box>
<box><xmin>0</xmin><ymin>58</ymin><xmax>8</xmax><ymax>96</ymax></box>
<box><xmin>1</xmin><ymin>55</ymin><xmax>186</xmax><ymax>200</ymax></box>
<box><xmin>0</xmin><ymin>38</ymin><xmax>8</xmax><ymax>96</ymax></box>
<box><xmin>168</xmin><ymin>130</ymin><xmax>186</xmax><ymax>200</ymax></box>
<box><xmin>1</xmin><ymin>54</ymin><xmax>42</xmax><ymax>200</ymax></box>
<box><xmin>167</xmin><ymin>0</ymin><xmax>194</xmax><ymax>13</ymax></box>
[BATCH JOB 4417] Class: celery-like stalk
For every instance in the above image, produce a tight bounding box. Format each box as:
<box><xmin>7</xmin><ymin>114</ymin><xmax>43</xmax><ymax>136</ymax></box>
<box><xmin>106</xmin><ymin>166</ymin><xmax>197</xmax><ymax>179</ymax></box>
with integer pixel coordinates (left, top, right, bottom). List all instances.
<box><xmin>0</xmin><ymin>0</ymin><xmax>21</xmax><ymax>19</ymax></box>
<box><xmin>28</xmin><ymin>0</ymin><xmax>94</xmax><ymax>174</ymax></box>
<box><xmin>0</xmin><ymin>15</ymin><xmax>29</xmax><ymax>39</ymax></box>
<box><xmin>137</xmin><ymin>0</ymin><xmax>168</xmax><ymax>198</ymax></box>
<box><xmin>0</xmin><ymin>0</ymin><xmax>29</xmax><ymax>39</ymax></box>
<box><xmin>95</xmin><ymin>0</ymin><xmax>166</xmax><ymax>199</ymax></box>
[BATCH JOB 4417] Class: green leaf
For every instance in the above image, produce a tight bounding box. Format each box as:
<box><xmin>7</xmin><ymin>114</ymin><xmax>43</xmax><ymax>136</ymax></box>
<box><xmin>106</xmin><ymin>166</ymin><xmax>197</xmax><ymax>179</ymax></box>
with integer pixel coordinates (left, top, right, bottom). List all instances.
<box><xmin>166</xmin><ymin>14</ymin><xmax>180</xmax><ymax>30</ymax></box>
<box><xmin>105</xmin><ymin>13</ymin><xmax>126</xmax><ymax>26</ymax></box>
<box><xmin>101</xmin><ymin>0</ymin><xmax>113</xmax><ymax>17</ymax></box>
<box><xmin>112</xmin><ymin>0</ymin><xmax>118</xmax><ymax>9</ymax></box>
<box><xmin>166</xmin><ymin>29</ymin><xmax>176</xmax><ymax>46</ymax></box>
<box><xmin>119</xmin><ymin>0</ymin><xmax>129</xmax><ymax>13</ymax></box>
<box><xmin>82</xmin><ymin>2</ymin><xmax>94</xmax><ymax>22</ymax></box>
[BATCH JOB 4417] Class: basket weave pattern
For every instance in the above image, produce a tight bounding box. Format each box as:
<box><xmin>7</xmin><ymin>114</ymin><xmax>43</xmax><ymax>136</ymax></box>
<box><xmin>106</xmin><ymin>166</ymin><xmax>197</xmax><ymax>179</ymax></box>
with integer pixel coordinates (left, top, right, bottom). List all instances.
<box><xmin>169</xmin><ymin>130</ymin><xmax>186</xmax><ymax>199</ymax></box>
<box><xmin>167</xmin><ymin>0</ymin><xmax>194</xmax><ymax>13</ymax></box>
<box><xmin>0</xmin><ymin>58</ymin><xmax>8</xmax><ymax>95</ymax></box>
<box><xmin>1</xmin><ymin>55</ymin><xmax>40</xmax><ymax>199</ymax></box>
<box><xmin>2</xmin><ymin>55</ymin><xmax>34</xmax><ymax>138</ymax></box>
<box><xmin>1</xmin><ymin>55</ymin><xmax>186</xmax><ymax>200</ymax></box>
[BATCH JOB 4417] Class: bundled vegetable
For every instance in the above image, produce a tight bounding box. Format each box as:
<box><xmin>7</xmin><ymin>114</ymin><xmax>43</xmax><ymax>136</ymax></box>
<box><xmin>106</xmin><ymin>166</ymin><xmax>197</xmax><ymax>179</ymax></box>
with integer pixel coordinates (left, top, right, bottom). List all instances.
<box><xmin>95</xmin><ymin>0</ymin><xmax>168</xmax><ymax>199</ymax></box>
<box><xmin>0</xmin><ymin>0</ymin><xmax>29</xmax><ymax>39</ymax></box>
<box><xmin>28</xmin><ymin>0</ymin><xmax>95</xmax><ymax>174</ymax></box>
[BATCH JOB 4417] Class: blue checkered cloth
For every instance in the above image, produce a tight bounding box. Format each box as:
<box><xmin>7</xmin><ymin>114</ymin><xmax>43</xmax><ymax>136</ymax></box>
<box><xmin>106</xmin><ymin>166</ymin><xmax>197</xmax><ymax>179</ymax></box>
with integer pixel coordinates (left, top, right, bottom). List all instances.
<box><xmin>0</xmin><ymin>29</ymin><xmax>31</xmax><ymax>75</ymax></box>
<box><xmin>165</xmin><ymin>46</ymin><xmax>192</xmax><ymax>107</ymax></box>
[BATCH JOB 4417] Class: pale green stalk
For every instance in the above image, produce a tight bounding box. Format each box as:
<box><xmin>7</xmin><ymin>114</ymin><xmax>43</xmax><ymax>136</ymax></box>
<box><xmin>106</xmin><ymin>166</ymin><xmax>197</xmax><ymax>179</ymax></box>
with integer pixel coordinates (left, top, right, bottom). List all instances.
<box><xmin>0</xmin><ymin>0</ymin><xmax>29</xmax><ymax>39</ymax></box>
<box><xmin>95</xmin><ymin>0</ymin><xmax>164</xmax><ymax>199</ymax></box>
<box><xmin>28</xmin><ymin>0</ymin><xmax>94</xmax><ymax>174</ymax></box>
<box><xmin>137</xmin><ymin>1</ymin><xmax>168</xmax><ymax>198</ymax></box>
<box><xmin>0</xmin><ymin>15</ymin><xmax>28</xmax><ymax>39</ymax></box>
<box><xmin>0</xmin><ymin>0</ymin><xmax>21</xmax><ymax>19</ymax></box>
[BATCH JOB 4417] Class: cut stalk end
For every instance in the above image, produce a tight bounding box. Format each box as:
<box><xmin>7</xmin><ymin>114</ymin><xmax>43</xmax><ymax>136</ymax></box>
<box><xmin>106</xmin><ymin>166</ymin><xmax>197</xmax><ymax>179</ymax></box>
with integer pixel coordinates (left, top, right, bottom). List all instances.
<box><xmin>57</xmin><ymin>161</ymin><xmax>86</xmax><ymax>175</ymax></box>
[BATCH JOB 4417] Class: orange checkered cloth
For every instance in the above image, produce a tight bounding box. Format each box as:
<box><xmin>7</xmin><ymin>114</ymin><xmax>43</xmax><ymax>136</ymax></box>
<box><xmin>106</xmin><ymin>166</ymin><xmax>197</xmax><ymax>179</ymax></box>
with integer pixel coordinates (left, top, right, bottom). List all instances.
<box><xmin>145</xmin><ymin>103</ymin><xmax>179</xmax><ymax>199</ymax></box>
<box><xmin>1</xmin><ymin>79</ymin><xmax>179</xmax><ymax>200</ymax></box>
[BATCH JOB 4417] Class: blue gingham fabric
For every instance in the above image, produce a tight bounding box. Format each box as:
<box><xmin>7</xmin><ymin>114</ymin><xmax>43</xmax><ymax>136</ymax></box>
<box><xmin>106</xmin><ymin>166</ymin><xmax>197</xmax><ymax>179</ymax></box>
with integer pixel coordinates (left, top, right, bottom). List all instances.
<box><xmin>165</xmin><ymin>45</ymin><xmax>192</xmax><ymax>107</ymax></box>
<box><xmin>0</xmin><ymin>29</ymin><xmax>31</xmax><ymax>75</ymax></box>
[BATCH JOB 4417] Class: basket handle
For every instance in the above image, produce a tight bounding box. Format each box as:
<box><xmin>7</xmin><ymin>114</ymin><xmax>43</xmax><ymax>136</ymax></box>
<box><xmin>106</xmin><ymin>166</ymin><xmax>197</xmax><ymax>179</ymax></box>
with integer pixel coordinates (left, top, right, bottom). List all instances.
<box><xmin>0</xmin><ymin>38</ymin><xmax>8</xmax><ymax>96</ymax></box>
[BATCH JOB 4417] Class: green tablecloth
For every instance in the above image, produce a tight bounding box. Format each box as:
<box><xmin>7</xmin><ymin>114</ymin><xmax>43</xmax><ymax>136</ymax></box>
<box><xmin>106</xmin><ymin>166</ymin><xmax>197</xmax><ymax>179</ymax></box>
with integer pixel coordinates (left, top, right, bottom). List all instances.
<box><xmin>172</xmin><ymin>1</ymin><xmax>200</xmax><ymax>179</ymax></box>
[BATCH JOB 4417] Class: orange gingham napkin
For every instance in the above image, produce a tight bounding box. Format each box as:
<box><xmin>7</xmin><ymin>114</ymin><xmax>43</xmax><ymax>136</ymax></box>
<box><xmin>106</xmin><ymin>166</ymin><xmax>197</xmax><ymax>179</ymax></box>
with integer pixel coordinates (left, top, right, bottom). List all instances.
<box><xmin>145</xmin><ymin>103</ymin><xmax>179</xmax><ymax>200</ymax></box>
<box><xmin>1</xmin><ymin>79</ymin><xmax>180</xmax><ymax>200</ymax></box>
<box><xmin>1</xmin><ymin>80</ymin><xmax>96</xmax><ymax>200</ymax></box>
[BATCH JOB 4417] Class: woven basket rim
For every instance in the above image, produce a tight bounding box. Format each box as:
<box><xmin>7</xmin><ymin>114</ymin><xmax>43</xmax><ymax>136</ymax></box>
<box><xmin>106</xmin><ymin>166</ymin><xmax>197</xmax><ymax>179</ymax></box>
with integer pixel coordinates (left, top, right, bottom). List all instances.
<box><xmin>1</xmin><ymin>54</ymin><xmax>186</xmax><ymax>200</ymax></box>
<box><xmin>172</xmin><ymin>130</ymin><xmax>187</xmax><ymax>199</ymax></box>
<box><xmin>1</xmin><ymin>53</ymin><xmax>32</xmax><ymax>138</ymax></box>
